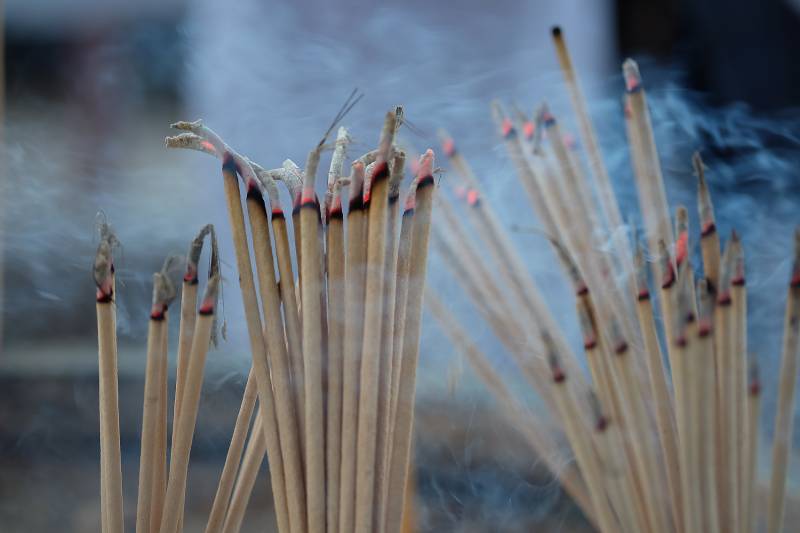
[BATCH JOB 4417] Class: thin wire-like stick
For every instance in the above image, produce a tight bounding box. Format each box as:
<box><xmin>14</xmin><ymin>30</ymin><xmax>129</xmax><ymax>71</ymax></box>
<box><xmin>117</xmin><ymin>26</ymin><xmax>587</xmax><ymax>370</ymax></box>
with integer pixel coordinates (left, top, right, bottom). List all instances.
<box><xmin>766</xmin><ymin>229</ymin><xmax>800</xmax><ymax>533</ymax></box>
<box><xmin>205</xmin><ymin>368</ymin><xmax>258</xmax><ymax>533</ymax></box>
<box><xmin>157</xmin><ymin>275</ymin><xmax>218</xmax><ymax>533</ymax></box>
<box><xmin>384</xmin><ymin>150</ymin><xmax>435</xmax><ymax>533</ymax></box>
<box><xmin>221</xmin><ymin>413</ymin><xmax>267</xmax><ymax>533</ymax></box>
<box><xmin>94</xmin><ymin>225</ymin><xmax>124</xmax><ymax>533</ymax></box>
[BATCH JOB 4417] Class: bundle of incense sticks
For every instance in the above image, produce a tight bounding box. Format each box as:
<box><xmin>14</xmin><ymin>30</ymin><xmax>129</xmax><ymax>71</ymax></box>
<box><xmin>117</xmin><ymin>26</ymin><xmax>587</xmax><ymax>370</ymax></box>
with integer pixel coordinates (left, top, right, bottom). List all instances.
<box><xmin>428</xmin><ymin>26</ymin><xmax>800</xmax><ymax>533</ymax></box>
<box><xmin>84</xmin><ymin>105</ymin><xmax>437</xmax><ymax>533</ymax></box>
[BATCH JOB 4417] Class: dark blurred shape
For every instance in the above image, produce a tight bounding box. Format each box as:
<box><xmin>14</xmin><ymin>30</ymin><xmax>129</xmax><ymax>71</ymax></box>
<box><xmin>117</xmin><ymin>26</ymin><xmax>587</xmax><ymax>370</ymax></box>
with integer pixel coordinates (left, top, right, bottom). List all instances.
<box><xmin>617</xmin><ymin>0</ymin><xmax>800</xmax><ymax>111</ymax></box>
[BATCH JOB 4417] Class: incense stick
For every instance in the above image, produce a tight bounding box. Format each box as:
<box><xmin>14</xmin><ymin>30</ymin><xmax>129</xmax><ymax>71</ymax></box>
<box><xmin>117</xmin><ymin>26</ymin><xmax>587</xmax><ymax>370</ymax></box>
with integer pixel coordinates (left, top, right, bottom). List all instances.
<box><xmin>94</xmin><ymin>224</ymin><xmax>124</xmax><ymax>533</ymax></box>
<box><xmin>157</xmin><ymin>275</ymin><xmax>218</xmax><ymax>533</ymax></box>
<box><xmin>743</xmin><ymin>359</ymin><xmax>761</xmax><ymax>533</ymax></box>
<box><xmin>384</xmin><ymin>150</ymin><xmax>435</xmax><ymax>533</ymax></box>
<box><xmin>220</xmin><ymin>413</ymin><xmax>267</xmax><ymax>533</ymax></box>
<box><xmin>205</xmin><ymin>368</ymin><xmax>258</xmax><ymax>533</ymax></box>
<box><xmin>766</xmin><ymin>229</ymin><xmax>800</xmax><ymax>533</ymax></box>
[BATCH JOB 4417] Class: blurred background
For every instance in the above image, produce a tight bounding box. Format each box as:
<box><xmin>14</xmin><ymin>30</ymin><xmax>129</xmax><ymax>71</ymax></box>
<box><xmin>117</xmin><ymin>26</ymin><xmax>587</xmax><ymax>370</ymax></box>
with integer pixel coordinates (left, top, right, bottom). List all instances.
<box><xmin>3</xmin><ymin>0</ymin><xmax>800</xmax><ymax>531</ymax></box>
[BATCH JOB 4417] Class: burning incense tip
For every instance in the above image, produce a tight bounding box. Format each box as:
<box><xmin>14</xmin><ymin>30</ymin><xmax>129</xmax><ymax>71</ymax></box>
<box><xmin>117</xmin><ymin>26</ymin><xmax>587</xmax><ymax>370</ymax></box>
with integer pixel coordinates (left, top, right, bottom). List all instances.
<box><xmin>749</xmin><ymin>360</ymin><xmax>761</xmax><ymax>396</ymax></box>
<box><xmin>551</xmin><ymin>25</ymin><xmax>562</xmax><ymax>38</ymax></box>
<box><xmin>199</xmin><ymin>275</ymin><xmax>220</xmax><ymax>315</ymax></box>
<box><xmin>93</xmin><ymin>221</ymin><xmax>119</xmax><ymax>302</ymax></box>
<box><xmin>441</xmin><ymin>137</ymin><xmax>456</xmax><ymax>158</ymax></box>
<box><xmin>417</xmin><ymin>149</ymin><xmax>435</xmax><ymax>187</ymax></box>
<box><xmin>466</xmin><ymin>189</ymin><xmax>480</xmax><ymax>206</ymax></box>
<box><xmin>791</xmin><ymin>228</ymin><xmax>800</xmax><ymax>287</ymax></box>
<box><xmin>622</xmin><ymin>58</ymin><xmax>642</xmax><ymax>92</ymax></box>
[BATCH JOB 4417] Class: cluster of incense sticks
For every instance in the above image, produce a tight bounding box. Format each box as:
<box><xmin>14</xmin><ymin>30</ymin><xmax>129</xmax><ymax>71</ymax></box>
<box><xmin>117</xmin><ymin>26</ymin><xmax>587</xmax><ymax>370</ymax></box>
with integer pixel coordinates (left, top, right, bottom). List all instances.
<box><xmin>93</xmin><ymin>105</ymin><xmax>436</xmax><ymax>533</ymax></box>
<box><xmin>428</xmin><ymin>26</ymin><xmax>800</xmax><ymax>533</ymax></box>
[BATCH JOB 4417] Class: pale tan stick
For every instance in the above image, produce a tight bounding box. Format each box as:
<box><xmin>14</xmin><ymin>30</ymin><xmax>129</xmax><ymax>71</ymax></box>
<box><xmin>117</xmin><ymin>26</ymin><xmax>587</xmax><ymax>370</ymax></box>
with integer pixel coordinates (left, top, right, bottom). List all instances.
<box><xmin>339</xmin><ymin>162</ymin><xmax>368</xmax><ymax>533</ymax></box>
<box><xmin>586</xmin><ymin>393</ymin><xmax>640</xmax><ymax>533</ymax></box>
<box><xmin>715</xmin><ymin>240</ymin><xmax>737</xmax><ymax>533</ymax></box>
<box><xmin>694</xmin><ymin>153</ymin><xmax>721</xmax><ymax>289</ymax></box>
<box><xmin>150</xmin><ymin>311</ymin><xmax>169</xmax><ymax>533</ymax></box>
<box><xmin>325</xmin><ymin>178</ymin><xmax>347</xmax><ymax>533</ymax></box>
<box><xmin>622</xmin><ymin>59</ymin><xmax>674</xmax><ymax>253</ymax></box>
<box><xmin>545</xmin><ymin>347</ymin><xmax>620</xmax><ymax>533</ymax></box>
<box><xmin>551</xmin><ymin>27</ymin><xmax>630</xmax><ymax>266</ymax></box>
<box><xmin>221</xmin><ymin>414</ymin><xmax>267</xmax><ymax>533</ymax></box>
<box><xmin>205</xmin><ymin>368</ymin><xmax>258</xmax><ymax>533</ymax></box>
<box><xmin>743</xmin><ymin>359</ymin><xmax>761</xmax><ymax>533</ymax></box>
<box><xmin>94</xmin><ymin>229</ymin><xmax>124</xmax><ymax>533</ymax></box>
<box><xmin>437</xmin><ymin>133</ymin><xmax>586</xmax><ymax>383</ymax></box>
<box><xmin>245</xmin><ymin>181</ymin><xmax>307</xmax><ymax>530</ymax></box>
<box><xmin>354</xmin><ymin>111</ymin><xmax>397</xmax><ymax>533</ymax></box>
<box><xmin>425</xmin><ymin>290</ymin><xmax>596</xmax><ymax>524</ymax></box>
<box><xmin>766</xmin><ymin>229</ymin><xmax>800</xmax><ymax>533</ymax></box>
<box><xmin>136</xmin><ymin>274</ymin><xmax>172</xmax><ymax>533</ymax></box>
<box><xmin>158</xmin><ymin>277</ymin><xmax>218</xmax><ymax>533</ymax></box>
<box><xmin>323</xmin><ymin>132</ymin><xmax>350</xmax><ymax>532</ymax></box>
<box><xmin>633</xmin><ymin>245</ymin><xmax>683</xmax><ymax>529</ymax></box>
<box><xmin>384</xmin><ymin>151</ymin><xmax>435</xmax><ymax>533</ymax></box>
<box><xmin>170</xmin><ymin>226</ymin><xmax>214</xmax><ymax>533</ymax></box>
<box><xmin>375</xmin><ymin>151</ymin><xmax>405</xmax><ymax>532</ymax></box>
<box><xmin>697</xmin><ymin>280</ymin><xmax>721</xmax><ymax>533</ymax></box>
<box><xmin>299</xmin><ymin>145</ymin><xmax>329</xmax><ymax>533</ymax></box>
<box><xmin>166</xmin><ymin>126</ymin><xmax>292</xmax><ymax>533</ymax></box>
<box><xmin>731</xmin><ymin>232</ymin><xmax>747</xmax><ymax>533</ymax></box>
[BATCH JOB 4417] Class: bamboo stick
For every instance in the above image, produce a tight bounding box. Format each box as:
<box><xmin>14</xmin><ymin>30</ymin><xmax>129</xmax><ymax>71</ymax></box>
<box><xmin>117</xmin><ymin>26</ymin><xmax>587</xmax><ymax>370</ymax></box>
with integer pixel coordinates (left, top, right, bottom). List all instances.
<box><xmin>339</xmin><ymin>161</ymin><xmax>368</xmax><ymax>533</ymax></box>
<box><xmin>150</xmin><ymin>308</ymin><xmax>169</xmax><ymax>533</ymax></box>
<box><xmin>205</xmin><ymin>368</ymin><xmax>258</xmax><ymax>533</ymax></box>
<box><xmin>766</xmin><ymin>229</ymin><xmax>800</xmax><ymax>533</ymax></box>
<box><xmin>245</xmin><ymin>179</ymin><xmax>307</xmax><ymax>528</ymax></box>
<box><xmin>94</xmin><ymin>226</ymin><xmax>124</xmax><ymax>533</ymax></box>
<box><xmin>384</xmin><ymin>150</ymin><xmax>435</xmax><ymax>533</ymax></box>
<box><xmin>694</xmin><ymin>153</ymin><xmax>721</xmax><ymax>290</ymax></box>
<box><xmin>325</xmin><ymin>128</ymin><xmax>349</xmax><ymax>533</ymax></box>
<box><xmin>743</xmin><ymin>359</ymin><xmax>761</xmax><ymax>533</ymax></box>
<box><xmin>221</xmin><ymin>414</ymin><xmax>267</xmax><ymax>533</ymax></box>
<box><xmin>157</xmin><ymin>275</ymin><xmax>218</xmax><ymax>533</ymax></box>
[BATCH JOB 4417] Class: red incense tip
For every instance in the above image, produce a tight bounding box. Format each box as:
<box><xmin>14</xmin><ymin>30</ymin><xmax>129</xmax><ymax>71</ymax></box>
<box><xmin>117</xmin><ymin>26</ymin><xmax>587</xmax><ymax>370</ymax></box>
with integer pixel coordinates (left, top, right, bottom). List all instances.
<box><xmin>150</xmin><ymin>302</ymin><xmax>167</xmax><ymax>321</ymax></box>
<box><xmin>199</xmin><ymin>298</ymin><xmax>215</xmax><ymax>315</ymax></box>
<box><xmin>200</xmin><ymin>140</ymin><xmax>217</xmax><ymax>155</ymax></box>
<box><xmin>623</xmin><ymin>59</ymin><xmax>642</xmax><ymax>92</ymax></box>
<box><xmin>595</xmin><ymin>415</ymin><xmax>609</xmax><ymax>432</ymax></box>
<box><xmin>417</xmin><ymin>149</ymin><xmax>435</xmax><ymax>186</ymax></box>
<box><xmin>501</xmin><ymin>117</ymin><xmax>515</xmax><ymax>139</ymax></box>
<box><xmin>675</xmin><ymin>231</ymin><xmax>689</xmax><ymax>266</ymax></box>
<box><xmin>701</xmin><ymin>221</ymin><xmax>716</xmax><ymax>237</ymax></box>
<box><xmin>523</xmin><ymin>121</ymin><xmax>535</xmax><ymax>140</ymax></box>
<box><xmin>96</xmin><ymin>284</ymin><xmax>113</xmax><ymax>303</ymax></box>
<box><xmin>183</xmin><ymin>264</ymin><xmax>198</xmax><ymax>284</ymax></box>
<box><xmin>637</xmin><ymin>289</ymin><xmax>650</xmax><ymax>301</ymax></box>
<box><xmin>442</xmin><ymin>138</ymin><xmax>457</xmax><ymax>157</ymax></box>
<box><xmin>466</xmin><ymin>189</ymin><xmax>480</xmax><ymax>206</ymax></box>
<box><xmin>454</xmin><ymin>185</ymin><xmax>467</xmax><ymax>200</ymax></box>
<box><xmin>583</xmin><ymin>335</ymin><xmax>597</xmax><ymax>351</ymax></box>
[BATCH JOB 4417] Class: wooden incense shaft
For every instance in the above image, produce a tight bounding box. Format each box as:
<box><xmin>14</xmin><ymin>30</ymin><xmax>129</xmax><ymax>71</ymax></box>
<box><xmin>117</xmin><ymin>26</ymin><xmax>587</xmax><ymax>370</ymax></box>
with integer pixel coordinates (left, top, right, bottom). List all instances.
<box><xmin>633</xmin><ymin>252</ymin><xmax>684</xmax><ymax>530</ymax></box>
<box><xmin>386</xmin><ymin>197</ymin><xmax>414</xmax><ymax>463</ymax></box>
<box><xmin>220</xmin><ymin>158</ymin><xmax>291</xmax><ymax>533</ymax></box>
<box><xmin>136</xmin><ymin>298</ymin><xmax>169</xmax><ymax>533</ymax></box>
<box><xmin>439</xmin><ymin>136</ymin><xmax>584</xmax><ymax>382</ymax></box>
<box><xmin>425</xmin><ymin>290</ymin><xmax>597</xmax><ymax>525</ymax></box>
<box><xmin>550</xmin><ymin>27</ymin><xmax>626</xmax><ymax>243</ymax></box>
<box><xmin>375</xmin><ymin>156</ymin><xmax>404</xmax><ymax>532</ymax></box>
<box><xmin>766</xmin><ymin>236</ymin><xmax>800</xmax><ymax>533</ymax></box>
<box><xmin>339</xmin><ymin>161</ymin><xmax>368</xmax><ymax>533</ymax></box>
<box><xmin>272</xmin><ymin>212</ymin><xmax>305</xmax><ymax>452</ymax></box>
<box><xmin>157</xmin><ymin>288</ymin><xmax>215</xmax><ymax>533</ymax></box>
<box><xmin>96</xmin><ymin>278</ymin><xmax>124</xmax><ymax>533</ymax></box>
<box><xmin>696</xmin><ymin>305</ymin><xmax>721</xmax><ymax>533</ymax></box>
<box><xmin>221</xmin><ymin>413</ymin><xmax>267</xmax><ymax>533</ymax></box>
<box><xmin>607</xmin><ymin>329</ymin><xmax>672</xmax><ymax>533</ymax></box>
<box><xmin>205</xmin><ymin>368</ymin><xmax>259</xmax><ymax>533</ymax></box>
<box><xmin>354</xmin><ymin>111</ymin><xmax>396</xmax><ymax>533</ymax></box>
<box><xmin>171</xmin><ymin>278</ymin><xmax>198</xmax><ymax>469</ymax></box>
<box><xmin>325</xmin><ymin>193</ymin><xmax>346</xmax><ymax>533</ymax></box>
<box><xmin>731</xmin><ymin>238</ymin><xmax>747</xmax><ymax>533</ymax></box>
<box><xmin>743</xmin><ymin>365</ymin><xmax>761</xmax><ymax>533</ymax></box>
<box><xmin>384</xmin><ymin>151</ymin><xmax>435</xmax><ymax>533</ymax></box>
<box><xmin>547</xmin><ymin>360</ymin><xmax>619</xmax><ymax>533</ymax></box>
<box><xmin>622</xmin><ymin>59</ymin><xmax>674</xmax><ymax>252</ymax></box>
<box><xmin>245</xmin><ymin>182</ymin><xmax>307</xmax><ymax>528</ymax></box>
<box><xmin>150</xmin><ymin>311</ymin><xmax>170</xmax><ymax>532</ymax></box>
<box><xmin>298</xmin><ymin>180</ymin><xmax>326</xmax><ymax>533</ymax></box>
<box><xmin>694</xmin><ymin>152</ymin><xmax>721</xmax><ymax>289</ymax></box>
